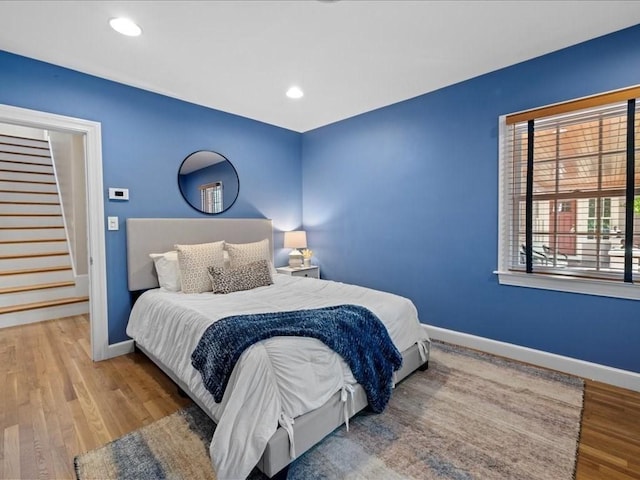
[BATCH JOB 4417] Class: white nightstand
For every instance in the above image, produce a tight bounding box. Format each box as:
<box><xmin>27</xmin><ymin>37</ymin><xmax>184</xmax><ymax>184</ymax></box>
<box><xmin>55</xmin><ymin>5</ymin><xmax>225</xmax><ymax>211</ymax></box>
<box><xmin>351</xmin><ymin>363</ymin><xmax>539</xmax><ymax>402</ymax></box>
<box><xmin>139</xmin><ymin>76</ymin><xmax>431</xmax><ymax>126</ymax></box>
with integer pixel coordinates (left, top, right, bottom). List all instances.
<box><xmin>276</xmin><ymin>265</ymin><xmax>320</xmax><ymax>279</ymax></box>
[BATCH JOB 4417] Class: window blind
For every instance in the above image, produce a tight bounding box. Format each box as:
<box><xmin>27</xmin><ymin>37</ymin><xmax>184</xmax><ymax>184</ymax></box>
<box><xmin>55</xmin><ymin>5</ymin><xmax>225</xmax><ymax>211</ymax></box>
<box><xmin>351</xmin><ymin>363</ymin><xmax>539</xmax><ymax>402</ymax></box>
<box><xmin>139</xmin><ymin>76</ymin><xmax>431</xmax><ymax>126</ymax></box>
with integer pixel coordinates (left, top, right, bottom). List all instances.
<box><xmin>200</xmin><ymin>181</ymin><xmax>223</xmax><ymax>214</ymax></box>
<box><xmin>504</xmin><ymin>97</ymin><xmax>640</xmax><ymax>282</ymax></box>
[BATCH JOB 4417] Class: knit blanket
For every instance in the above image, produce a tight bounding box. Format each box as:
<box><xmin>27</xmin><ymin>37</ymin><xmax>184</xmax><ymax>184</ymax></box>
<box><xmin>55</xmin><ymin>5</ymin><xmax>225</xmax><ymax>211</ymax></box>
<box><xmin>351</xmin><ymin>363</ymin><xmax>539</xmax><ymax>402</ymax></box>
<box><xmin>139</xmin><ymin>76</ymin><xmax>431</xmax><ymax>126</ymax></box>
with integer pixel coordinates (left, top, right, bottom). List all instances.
<box><xmin>191</xmin><ymin>304</ymin><xmax>403</xmax><ymax>413</ymax></box>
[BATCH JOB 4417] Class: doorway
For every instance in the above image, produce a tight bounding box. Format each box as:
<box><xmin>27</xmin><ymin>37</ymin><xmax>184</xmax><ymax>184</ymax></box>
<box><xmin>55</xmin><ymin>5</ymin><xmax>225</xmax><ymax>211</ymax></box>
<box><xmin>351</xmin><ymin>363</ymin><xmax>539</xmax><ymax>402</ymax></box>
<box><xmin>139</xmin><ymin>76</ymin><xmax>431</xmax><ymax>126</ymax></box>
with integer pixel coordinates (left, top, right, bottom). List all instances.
<box><xmin>0</xmin><ymin>103</ymin><xmax>108</xmax><ymax>361</ymax></box>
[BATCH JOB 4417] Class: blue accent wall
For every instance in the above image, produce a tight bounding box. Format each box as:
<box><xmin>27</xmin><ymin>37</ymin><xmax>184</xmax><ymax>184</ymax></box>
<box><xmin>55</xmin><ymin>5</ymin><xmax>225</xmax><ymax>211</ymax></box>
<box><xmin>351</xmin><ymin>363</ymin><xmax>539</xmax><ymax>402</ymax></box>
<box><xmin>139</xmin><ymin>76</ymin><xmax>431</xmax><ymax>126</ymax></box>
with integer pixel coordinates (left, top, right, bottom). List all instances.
<box><xmin>301</xmin><ymin>24</ymin><xmax>640</xmax><ymax>374</ymax></box>
<box><xmin>0</xmin><ymin>50</ymin><xmax>302</xmax><ymax>344</ymax></box>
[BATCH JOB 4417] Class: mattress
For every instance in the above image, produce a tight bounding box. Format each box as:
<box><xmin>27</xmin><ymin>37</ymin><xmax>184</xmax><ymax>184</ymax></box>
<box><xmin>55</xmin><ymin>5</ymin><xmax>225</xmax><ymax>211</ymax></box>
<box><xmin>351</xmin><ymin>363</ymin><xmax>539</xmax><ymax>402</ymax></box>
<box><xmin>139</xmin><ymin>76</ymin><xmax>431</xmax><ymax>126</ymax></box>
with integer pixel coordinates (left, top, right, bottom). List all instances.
<box><xmin>126</xmin><ymin>274</ymin><xmax>430</xmax><ymax>479</ymax></box>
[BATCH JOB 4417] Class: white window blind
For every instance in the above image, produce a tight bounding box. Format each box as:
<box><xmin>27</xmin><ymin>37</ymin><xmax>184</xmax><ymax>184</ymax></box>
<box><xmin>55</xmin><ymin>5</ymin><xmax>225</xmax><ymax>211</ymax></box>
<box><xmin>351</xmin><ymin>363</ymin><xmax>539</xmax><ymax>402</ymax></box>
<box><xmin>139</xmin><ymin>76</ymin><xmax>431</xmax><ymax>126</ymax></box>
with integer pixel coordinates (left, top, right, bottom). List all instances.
<box><xmin>200</xmin><ymin>181</ymin><xmax>223</xmax><ymax>214</ymax></box>
<box><xmin>499</xmin><ymin>89</ymin><xmax>640</xmax><ymax>292</ymax></box>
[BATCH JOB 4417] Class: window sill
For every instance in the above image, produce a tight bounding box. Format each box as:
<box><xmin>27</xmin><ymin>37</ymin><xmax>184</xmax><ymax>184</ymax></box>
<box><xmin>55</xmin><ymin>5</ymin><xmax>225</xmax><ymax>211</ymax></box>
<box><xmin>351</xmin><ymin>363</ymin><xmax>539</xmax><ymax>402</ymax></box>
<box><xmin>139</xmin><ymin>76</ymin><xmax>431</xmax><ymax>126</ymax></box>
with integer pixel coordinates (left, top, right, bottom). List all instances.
<box><xmin>495</xmin><ymin>270</ymin><xmax>640</xmax><ymax>301</ymax></box>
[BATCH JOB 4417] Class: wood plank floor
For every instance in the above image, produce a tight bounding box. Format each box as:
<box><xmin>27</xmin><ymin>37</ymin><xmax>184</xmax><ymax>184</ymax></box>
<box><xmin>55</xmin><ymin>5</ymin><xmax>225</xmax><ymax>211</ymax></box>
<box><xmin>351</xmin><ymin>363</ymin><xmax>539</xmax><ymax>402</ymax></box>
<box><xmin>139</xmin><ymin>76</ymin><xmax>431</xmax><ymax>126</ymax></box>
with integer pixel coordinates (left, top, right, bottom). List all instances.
<box><xmin>0</xmin><ymin>315</ymin><xmax>190</xmax><ymax>479</ymax></box>
<box><xmin>577</xmin><ymin>381</ymin><xmax>640</xmax><ymax>479</ymax></box>
<box><xmin>1</xmin><ymin>315</ymin><xmax>639</xmax><ymax>479</ymax></box>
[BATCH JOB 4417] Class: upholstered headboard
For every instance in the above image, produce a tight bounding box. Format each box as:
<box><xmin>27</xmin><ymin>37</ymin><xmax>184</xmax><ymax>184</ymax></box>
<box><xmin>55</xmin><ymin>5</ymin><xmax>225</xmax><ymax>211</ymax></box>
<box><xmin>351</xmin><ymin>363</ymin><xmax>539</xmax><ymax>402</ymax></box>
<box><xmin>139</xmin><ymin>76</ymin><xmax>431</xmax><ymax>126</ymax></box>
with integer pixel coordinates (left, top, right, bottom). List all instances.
<box><xmin>126</xmin><ymin>218</ymin><xmax>273</xmax><ymax>291</ymax></box>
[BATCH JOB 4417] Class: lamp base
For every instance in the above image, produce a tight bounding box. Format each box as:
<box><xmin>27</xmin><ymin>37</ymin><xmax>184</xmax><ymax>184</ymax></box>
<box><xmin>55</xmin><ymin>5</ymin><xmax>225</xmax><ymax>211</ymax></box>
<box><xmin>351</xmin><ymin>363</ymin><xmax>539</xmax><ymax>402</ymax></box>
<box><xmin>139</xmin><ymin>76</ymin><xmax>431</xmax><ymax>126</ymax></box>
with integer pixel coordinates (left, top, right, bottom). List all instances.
<box><xmin>288</xmin><ymin>250</ymin><xmax>303</xmax><ymax>268</ymax></box>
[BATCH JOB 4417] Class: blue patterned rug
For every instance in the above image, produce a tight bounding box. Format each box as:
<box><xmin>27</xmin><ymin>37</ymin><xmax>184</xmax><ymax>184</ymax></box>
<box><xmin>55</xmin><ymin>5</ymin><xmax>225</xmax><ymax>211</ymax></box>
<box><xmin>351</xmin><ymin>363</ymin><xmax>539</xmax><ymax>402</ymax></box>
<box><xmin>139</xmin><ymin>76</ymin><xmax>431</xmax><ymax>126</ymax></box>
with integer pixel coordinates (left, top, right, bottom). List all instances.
<box><xmin>75</xmin><ymin>341</ymin><xmax>584</xmax><ymax>479</ymax></box>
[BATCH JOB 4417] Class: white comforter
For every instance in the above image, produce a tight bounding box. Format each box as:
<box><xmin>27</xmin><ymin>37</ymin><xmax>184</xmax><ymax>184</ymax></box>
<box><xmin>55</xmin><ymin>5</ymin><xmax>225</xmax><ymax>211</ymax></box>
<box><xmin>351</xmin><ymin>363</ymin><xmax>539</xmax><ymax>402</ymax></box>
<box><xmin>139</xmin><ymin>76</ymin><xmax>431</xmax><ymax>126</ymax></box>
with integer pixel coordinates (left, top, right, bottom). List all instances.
<box><xmin>126</xmin><ymin>274</ymin><xmax>429</xmax><ymax>479</ymax></box>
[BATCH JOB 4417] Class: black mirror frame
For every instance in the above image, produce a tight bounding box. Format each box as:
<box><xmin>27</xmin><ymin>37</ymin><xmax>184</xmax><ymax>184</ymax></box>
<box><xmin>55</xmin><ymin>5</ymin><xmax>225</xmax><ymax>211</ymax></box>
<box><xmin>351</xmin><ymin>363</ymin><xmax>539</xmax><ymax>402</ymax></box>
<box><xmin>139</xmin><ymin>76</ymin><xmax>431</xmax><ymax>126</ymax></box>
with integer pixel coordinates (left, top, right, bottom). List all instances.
<box><xmin>177</xmin><ymin>150</ymin><xmax>240</xmax><ymax>215</ymax></box>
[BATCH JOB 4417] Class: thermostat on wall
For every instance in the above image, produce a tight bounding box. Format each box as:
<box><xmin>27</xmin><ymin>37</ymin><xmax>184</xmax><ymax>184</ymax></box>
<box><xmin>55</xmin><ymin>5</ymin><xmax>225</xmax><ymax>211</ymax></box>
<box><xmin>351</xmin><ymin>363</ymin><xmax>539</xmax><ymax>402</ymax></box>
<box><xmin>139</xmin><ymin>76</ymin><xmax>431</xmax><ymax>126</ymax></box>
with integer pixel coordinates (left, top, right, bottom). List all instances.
<box><xmin>108</xmin><ymin>187</ymin><xmax>129</xmax><ymax>201</ymax></box>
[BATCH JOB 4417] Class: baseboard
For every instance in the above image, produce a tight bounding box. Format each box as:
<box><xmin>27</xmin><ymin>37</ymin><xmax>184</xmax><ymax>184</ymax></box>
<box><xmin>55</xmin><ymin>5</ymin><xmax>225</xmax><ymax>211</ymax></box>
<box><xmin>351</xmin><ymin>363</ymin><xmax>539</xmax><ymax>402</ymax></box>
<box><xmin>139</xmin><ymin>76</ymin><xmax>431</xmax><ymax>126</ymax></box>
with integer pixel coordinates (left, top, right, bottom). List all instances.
<box><xmin>425</xmin><ymin>325</ymin><xmax>640</xmax><ymax>393</ymax></box>
<box><xmin>104</xmin><ymin>326</ymin><xmax>640</xmax><ymax>392</ymax></box>
<box><xmin>106</xmin><ymin>339</ymin><xmax>135</xmax><ymax>359</ymax></box>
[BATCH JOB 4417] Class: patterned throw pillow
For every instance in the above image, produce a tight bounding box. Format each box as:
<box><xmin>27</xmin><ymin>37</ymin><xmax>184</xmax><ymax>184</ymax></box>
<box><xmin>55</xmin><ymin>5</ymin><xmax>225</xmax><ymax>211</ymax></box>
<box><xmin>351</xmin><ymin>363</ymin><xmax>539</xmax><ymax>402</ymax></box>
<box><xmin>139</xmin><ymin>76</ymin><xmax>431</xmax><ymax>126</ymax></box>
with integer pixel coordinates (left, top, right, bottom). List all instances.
<box><xmin>225</xmin><ymin>238</ymin><xmax>276</xmax><ymax>275</ymax></box>
<box><xmin>175</xmin><ymin>241</ymin><xmax>225</xmax><ymax>293</ymax></box>
<box><xmin>208</xmin><ymin>259</ymin><xmax>273</xmax><ymax>294</ymax></box>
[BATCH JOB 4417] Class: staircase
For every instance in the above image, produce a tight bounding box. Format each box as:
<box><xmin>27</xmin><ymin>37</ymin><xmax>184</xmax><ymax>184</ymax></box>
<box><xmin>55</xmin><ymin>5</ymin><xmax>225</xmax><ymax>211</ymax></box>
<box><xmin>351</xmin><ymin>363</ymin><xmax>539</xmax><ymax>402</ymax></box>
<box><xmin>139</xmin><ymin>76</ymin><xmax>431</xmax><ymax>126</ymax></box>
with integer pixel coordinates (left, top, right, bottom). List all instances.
<box><xmin>0</xmin><ymin>133</ymin><xmax>89</xmax><ymax>328</ymax></box>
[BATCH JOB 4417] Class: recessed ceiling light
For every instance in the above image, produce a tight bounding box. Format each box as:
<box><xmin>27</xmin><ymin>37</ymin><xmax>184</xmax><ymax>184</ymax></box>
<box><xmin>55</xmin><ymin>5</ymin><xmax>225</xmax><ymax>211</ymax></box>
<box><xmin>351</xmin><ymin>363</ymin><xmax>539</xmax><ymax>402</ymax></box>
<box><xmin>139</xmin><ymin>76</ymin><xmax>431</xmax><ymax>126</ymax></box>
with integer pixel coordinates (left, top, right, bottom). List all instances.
<box><xmin>109</xmin><ymin>17</ymin><xmax>142</xmax><ymax>37</ymax></box>
<box><xmin>286</xmin><ymin>86</ymin><xmax>304</xmax><ymax>99</ymax></box>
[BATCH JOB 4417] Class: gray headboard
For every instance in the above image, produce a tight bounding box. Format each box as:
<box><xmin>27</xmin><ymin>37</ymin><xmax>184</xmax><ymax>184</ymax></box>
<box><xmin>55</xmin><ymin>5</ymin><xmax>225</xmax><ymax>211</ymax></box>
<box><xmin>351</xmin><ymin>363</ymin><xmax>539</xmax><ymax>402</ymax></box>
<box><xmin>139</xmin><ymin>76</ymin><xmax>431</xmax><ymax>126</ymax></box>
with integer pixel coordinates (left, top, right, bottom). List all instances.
<box><xmin>126</xmin><ymin>218</ymin><xmax>273</xmax><ymax>291</ymax></box>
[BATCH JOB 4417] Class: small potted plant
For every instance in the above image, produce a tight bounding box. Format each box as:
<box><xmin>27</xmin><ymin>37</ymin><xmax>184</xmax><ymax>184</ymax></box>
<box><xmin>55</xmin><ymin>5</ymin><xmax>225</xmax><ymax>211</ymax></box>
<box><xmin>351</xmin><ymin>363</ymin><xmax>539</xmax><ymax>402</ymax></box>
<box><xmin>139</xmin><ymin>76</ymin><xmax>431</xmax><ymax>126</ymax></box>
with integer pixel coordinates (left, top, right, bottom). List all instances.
<box><xmin>302</xmin><ymin>249</ymin><xmax>313</xmax><ymax>267</ymax></box>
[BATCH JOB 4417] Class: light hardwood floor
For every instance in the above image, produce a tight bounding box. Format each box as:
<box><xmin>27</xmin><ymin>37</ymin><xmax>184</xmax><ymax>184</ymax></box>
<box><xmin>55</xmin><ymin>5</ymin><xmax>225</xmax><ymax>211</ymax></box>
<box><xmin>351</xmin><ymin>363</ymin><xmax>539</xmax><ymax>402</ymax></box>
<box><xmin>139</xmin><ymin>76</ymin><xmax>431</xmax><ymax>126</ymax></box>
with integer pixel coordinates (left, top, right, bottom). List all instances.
<box><xmin>0</xmin><ymin>315</ymin><xmax>190</xmax><ymax>480</ymax></box>
<box><xmin>1</xmin><ymin>315</ymin><xmax>639</xmax><ymax>479</ymax></box>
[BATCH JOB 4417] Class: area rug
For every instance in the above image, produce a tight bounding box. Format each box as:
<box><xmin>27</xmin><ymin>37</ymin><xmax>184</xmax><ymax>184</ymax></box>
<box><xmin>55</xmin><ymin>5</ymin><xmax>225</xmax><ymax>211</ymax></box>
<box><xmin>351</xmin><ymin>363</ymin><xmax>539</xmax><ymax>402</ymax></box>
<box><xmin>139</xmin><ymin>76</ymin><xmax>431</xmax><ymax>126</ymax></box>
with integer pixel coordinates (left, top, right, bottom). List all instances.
<box><xmin>75</xmin><ymin>341</ymin><xmax>584</xmax><ymax>480</ymax></box>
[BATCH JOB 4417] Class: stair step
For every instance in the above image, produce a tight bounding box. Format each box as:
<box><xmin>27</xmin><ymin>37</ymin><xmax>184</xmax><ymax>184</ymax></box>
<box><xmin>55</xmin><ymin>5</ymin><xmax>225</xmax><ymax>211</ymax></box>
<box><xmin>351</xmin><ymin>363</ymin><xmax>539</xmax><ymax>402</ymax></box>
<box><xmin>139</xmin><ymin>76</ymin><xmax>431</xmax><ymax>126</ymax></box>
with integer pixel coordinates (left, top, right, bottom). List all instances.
<box><xmin>0</xmin><ymin>227</ymin><xmax>65</xmax><ymax>242</ymax></box>
<box><xmin>0</xmin><ymin>300</ymin><xmax>89</xmax><ymax>328</ymax></box>
<box><xmin>0</xmin><ymin>190</ymin><xmax>58</xmax><ymax>203</ymax></box>
<box><xmin>0</xmin><ymin>181</ymin><xmax>58</xmax><ymax>193</ymax></box>
<box><xmin>0</xmin><ymin>280</ymin><xmax>74</xmax><ymax>294</ymax></box>
<box><xmin>0</xmin><ymin>225</ymin><xmax>64</xmax><ymax>230</ymax></box>
<box><xmin>1</xmin><ymin>216</ymin><xmax>64</xmax><ymax>227</ymax></box>
<box><xmin>0</xmin><ymin>251</ymin><xmax>69</xmax><ymax>260</ymax></box>
<box><xmin>0</xmin><ymin>166</ymin><xmax>51</xmax><ymax>174</ymax></box>
<box><xmin>0</xmin><ymin>282</ymin><xmax>78</xmax><ymax>307</ymax></box>
<box><xmin>0</xmin><ymin>266</ymin><xmax>73</xmax><ymax>288</ymax></box>
<box><xmin>0</xmin><ymin>199</ymin><xmax>59</xmax><ymax>205</ymax></box>
<box><xmin>0</xmin><ymin>240</ymin><xmax>67</xmax><ymax>255</ymax></box>
<box><xmin>0</xmin><ymin>144</ymin><xmax>50</xmax><ymax>156</ymax></box>
<box><xmin>0</xmin><ymin>170</ymin><xmax>55</xmax><ymax>183</ymax></box>
<box><xmin>0</xmin><ymin>237</ymin><xmax>66</xmax><ymax>244</ymax></box>
<box><xmin>0</xmin><ymin>202</ymin><xmax>61</xmax><ymax>215</ymax></box>
<box><xmin>0</xmin><ymin>265</ymin><xmax>72</xmax><ymax>276</ymax></box>
<box><xmin>0</xmin><ymin>212</ymin><xmax>62</xmax><ymax>217</ymax></box>
<box><xmin>0</xmin><ymin>252</ymin><xmax>71</xmax><ymax>270</ymax></box>
<box><xmin>0</xmin><ymin>152</ymin><xmax>52</xmax><ymax>165</ymax></box>
<box><xmin>0</xmin><ymin>296</ymin><xmax>89</xmax><ymax>315</ymax></box>
<box><xmin>0</xmin><ymin>160</ymin><xmax>53</xmax><ymax>174</ymax></box>
<box><xmin>0</xmin><ymin>134</ymin><xmax>49</xmax><ymax>149</ymax></box>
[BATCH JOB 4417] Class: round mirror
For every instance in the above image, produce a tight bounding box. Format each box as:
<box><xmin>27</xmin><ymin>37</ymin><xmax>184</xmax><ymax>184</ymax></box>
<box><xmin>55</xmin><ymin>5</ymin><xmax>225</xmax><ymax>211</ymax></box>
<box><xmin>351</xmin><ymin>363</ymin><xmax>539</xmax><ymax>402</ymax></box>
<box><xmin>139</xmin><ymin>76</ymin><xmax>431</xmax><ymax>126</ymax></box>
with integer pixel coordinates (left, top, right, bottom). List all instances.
<box><xmin>178</xmin><ymin>150</ymin><xmax>239</xmax><ymax>214</ymax></box>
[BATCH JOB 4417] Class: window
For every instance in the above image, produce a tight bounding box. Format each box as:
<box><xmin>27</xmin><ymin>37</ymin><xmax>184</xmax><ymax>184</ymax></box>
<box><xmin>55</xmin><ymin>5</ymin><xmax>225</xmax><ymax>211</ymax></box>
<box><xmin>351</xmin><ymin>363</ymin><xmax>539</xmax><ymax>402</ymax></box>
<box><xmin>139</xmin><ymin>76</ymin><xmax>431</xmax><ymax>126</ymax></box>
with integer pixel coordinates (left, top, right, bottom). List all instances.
<box><xmin>497</xmin><ymin>86</ymin><xmax>640</xmax><ymax>300</ymax></box>
<box><xmin>587</xmin><ymin>198</ymin><xmax>611</xmax><ymax>240</ymax></box>
<box><xmin>200</xmin><ymin>181</ymin><xmax>223</xmax><ymax>214</ymax></box>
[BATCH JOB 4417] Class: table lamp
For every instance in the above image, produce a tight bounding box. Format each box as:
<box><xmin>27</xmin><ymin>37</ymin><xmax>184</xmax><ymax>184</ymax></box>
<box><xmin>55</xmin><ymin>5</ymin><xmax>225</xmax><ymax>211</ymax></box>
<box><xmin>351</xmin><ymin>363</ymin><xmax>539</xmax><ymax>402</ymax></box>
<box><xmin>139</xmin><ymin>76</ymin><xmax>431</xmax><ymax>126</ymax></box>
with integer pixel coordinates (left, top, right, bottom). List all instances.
<box><xmin>284</xmin><ymin>230</ymin><xmax>307</xmax><ymax>268</ymax></box>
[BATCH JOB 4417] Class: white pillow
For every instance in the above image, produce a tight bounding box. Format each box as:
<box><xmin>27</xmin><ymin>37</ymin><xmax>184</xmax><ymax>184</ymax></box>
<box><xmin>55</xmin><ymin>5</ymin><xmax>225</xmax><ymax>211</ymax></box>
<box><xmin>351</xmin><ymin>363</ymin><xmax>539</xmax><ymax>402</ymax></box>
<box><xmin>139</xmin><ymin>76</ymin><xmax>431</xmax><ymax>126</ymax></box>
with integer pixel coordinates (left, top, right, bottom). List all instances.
<box><xmin>175</xmin><ymin>241</ymin><xmax>225</xmax><ymax>293</ymax></box>
<box><xmin>149</xmin><ymin>251</ymin><xmax>181</xmax><ymax>292</ymax></box>
<box><xmin>225</xmin><ymin>238</ymin><xmax>276</xmax><ymax>276</ymax></box>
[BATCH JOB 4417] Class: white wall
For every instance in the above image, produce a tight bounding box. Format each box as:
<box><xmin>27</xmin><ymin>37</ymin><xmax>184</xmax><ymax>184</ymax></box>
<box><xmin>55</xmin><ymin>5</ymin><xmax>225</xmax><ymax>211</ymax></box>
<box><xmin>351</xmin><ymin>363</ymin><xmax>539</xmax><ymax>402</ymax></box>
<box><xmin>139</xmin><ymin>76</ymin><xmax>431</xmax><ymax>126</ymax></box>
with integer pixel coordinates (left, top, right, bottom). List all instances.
<box><xmin>48</xmin><ymin>131</ymin><xmax>88</xmax><ymax>275</ymax></box>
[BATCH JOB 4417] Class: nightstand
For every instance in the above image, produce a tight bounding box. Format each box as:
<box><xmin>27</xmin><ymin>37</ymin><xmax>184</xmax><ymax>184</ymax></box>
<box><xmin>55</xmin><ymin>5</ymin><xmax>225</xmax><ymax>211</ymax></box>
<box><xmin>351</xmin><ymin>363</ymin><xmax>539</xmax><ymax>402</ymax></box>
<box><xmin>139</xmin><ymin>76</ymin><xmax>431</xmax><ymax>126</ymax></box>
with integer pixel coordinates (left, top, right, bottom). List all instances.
<box><xmin>276</xmin><ymin>265</ymin><xmax>320</xmax><ymax>279</ymax></box>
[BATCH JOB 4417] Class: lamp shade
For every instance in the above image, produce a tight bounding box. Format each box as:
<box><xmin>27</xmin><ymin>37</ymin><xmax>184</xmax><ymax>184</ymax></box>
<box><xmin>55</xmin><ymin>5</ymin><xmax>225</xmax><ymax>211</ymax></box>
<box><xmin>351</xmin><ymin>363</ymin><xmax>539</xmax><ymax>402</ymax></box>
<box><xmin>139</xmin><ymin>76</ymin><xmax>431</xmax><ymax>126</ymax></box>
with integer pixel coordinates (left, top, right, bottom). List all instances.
<box><xmin>284</xmin><ymin>230</ymin><xmax>307</xmax><ymax>249</ymax></box>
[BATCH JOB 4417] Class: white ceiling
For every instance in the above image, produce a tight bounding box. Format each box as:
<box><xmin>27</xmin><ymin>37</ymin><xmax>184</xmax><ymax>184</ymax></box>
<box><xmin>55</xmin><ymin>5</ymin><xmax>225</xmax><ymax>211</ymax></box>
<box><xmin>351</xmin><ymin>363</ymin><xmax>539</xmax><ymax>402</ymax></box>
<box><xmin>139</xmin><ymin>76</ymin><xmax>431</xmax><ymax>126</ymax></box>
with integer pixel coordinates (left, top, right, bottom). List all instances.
<box><xmin>1</xmin><ymin>1</ymin><xmax>639</xmax><ymax>133</ymax></box>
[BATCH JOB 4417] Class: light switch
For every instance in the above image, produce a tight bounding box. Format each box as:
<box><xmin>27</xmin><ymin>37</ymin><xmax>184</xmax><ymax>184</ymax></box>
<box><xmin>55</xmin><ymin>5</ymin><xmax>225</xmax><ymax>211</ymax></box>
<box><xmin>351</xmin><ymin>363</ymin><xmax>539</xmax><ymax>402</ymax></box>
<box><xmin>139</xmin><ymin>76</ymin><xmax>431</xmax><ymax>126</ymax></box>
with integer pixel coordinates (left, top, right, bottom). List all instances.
<box><xmin>107</xmin><ymin>216</ymin><xmax>119</xmax><ymax>231</ymax></box>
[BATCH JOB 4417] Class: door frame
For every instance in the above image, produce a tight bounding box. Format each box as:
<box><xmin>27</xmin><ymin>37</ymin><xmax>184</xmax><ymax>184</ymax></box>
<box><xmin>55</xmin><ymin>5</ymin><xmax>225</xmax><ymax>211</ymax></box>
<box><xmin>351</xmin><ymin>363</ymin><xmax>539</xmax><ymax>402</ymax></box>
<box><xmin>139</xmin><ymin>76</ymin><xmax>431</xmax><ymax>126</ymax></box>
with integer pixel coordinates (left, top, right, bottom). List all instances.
<box><xmin>0</xmin><ymin>103</ymin><xmax>109</xmax><ymax>361</ymax></box>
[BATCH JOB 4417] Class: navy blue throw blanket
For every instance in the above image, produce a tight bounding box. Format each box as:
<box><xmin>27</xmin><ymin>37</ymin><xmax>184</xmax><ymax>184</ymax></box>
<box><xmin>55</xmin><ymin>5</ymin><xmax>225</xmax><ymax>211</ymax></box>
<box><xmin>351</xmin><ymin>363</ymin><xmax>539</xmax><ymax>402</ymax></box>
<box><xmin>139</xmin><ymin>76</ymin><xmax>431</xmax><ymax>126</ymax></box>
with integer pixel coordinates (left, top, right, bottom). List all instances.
<box><xmin>191</xmin><ymin>304</ymin><xmax>403</xmax><ymax>413</ymax></box>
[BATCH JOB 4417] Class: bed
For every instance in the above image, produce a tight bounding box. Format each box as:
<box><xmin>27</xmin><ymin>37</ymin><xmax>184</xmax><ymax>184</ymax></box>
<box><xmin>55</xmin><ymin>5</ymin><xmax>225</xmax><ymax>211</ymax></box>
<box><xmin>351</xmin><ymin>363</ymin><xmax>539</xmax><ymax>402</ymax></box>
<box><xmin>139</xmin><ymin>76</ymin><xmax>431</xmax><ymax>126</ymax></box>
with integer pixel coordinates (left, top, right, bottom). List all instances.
<box><xmin>125</xmin><ymin>218</ymin><xmax>430</xmax><ymax>479</ymax></box>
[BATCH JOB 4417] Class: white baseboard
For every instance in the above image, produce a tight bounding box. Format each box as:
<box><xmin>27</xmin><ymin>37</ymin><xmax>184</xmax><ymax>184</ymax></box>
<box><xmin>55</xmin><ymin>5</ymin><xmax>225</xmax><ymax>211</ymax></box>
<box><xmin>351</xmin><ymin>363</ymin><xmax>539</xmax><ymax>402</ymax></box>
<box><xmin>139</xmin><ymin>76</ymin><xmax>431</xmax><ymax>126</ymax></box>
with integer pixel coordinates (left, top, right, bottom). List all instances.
<box><xmin>106</xmin><ymin>339</ymin><xmax>135</xmax><ymax>359</ymax></box>
<box><xmin>103</xmin><ymin>325</ymin><xmax>640</xmax><ymax>393</ymax></box>
<box><xmin>425</xmin><ymin>325</ymin><xmax>640</xmax><ymax>393</ymax></box>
